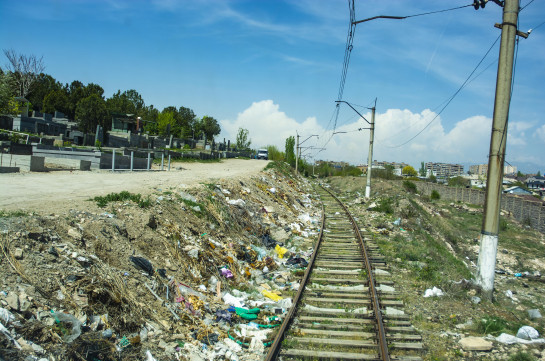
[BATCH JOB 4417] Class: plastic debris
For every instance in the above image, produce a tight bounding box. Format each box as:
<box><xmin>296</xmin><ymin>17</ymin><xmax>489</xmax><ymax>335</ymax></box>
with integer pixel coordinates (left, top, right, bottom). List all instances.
<box><xmin>223</xmin><ymin>293</ymin><xmax>245</xmax><ymax>308</ymax></box>
<box><xmin>274</xmin><ymin>244</ymin><xmax>288</xmax><ymax>259</ymax></box>
<box><xmin>216</xmin><ymin>309</ymin><xmax>232</xmax><ymax>323</ymax></box>
<box><xmin>423</xmin><ymin>287</ymin><xmax>444</xmax><ymax>298</ymax></box>
<box><xmin>517</xmin><ymin>326</ymin><xmax>540</xmax><ymax>340</ymax></box>
<box><xmin>129</xmin><ymin>256</ymin><xmax>154</xmax><ymax>275</ymax></box>
<box><xmin>221</xmin><ymin>267</ymin><xmax>234</xmax><ymax>279</ymax></box>
<box><xmin>286</xmin><ymin>255</ymin><xmax>308</xmax><ymax>268</ymax></box>
<box><xmin>52</xmin><ymin>311</ymin><xmax>82</xmax><ymax>343</ymax></box>
<box><xmin>496</xmin><ymin>333</ymin><xmax>545</xmax><ymax>344</ymax></box>
<box><xmin>227</xmin><ymin>199</ymin><xmax>246</xmax><ymax>207</ymax></box>
<box><xmin>229</xmin><ymin>306</ymin><xmax>260</xmax><ymax>320</ymax></box>
<box><xmin>261</xmin><ymin>234</ymin><xmax>277</xmax><ymax>249</ymax></box>
<box><xmin>146</xmin><ymin>350</ymin><xmax>157</xmax><ymax>361</ymax></box>
<box><xmin>0</xmin><ymin>307</ymin><xmax>15</xmax><ymax>325</ymax></box>
<box><xmin>261</xmin><ymin>290</ymin><xmax>283</xmax><ymax>302</ymax></box>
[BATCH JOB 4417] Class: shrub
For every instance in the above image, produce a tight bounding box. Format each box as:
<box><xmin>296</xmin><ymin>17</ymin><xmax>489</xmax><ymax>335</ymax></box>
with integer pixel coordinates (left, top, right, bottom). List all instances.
<box><xmin>376</xmin><ymin>197</ymin><xmax>394</xmax><ymax>214</ymax></box>
<box><xmin>508</xmin><ymin>351</ymin><xmax>536</xmax><ymax>361</ymax></box>
<box><xmin>403</xmin><ymin>180</ymin><xmax>417</xmax><ymax>193</ymax></box>
<box><xmin>499</xmin><ymin>217</ymin><xmax>508</xmax><ymax>231</ymax></box>
<box><xmin>430</xmin><ymin>190</ymin><xmax>441</xmax><ymax>200</ymax></box>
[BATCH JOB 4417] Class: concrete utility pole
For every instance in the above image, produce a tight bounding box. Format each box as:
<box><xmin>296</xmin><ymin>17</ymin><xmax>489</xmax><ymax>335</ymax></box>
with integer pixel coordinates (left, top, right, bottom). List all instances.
<box><xmin>365</xmin><ymin>102</ymin><xmax>376</xmax><ymax>198</ymax></box>
<box><xmin>477</xmin><ymin>0</ymin><xmax>521</xmax><ymax>299</ymax></box>
<box><xmin>335</xmin><ymin>100</ymin><xmax>376</xmax><ymax>197</ymax></box>
<box><xmin>295</xmin><ymin>132</ymin><xmax>300</xmax><ymax>175</ymax></box>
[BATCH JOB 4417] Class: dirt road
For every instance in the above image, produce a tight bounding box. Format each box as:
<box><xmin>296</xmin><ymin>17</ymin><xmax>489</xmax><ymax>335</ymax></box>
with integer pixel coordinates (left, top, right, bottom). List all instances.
<box><xmin>0</xmin><ymin>159</ymin><xmax>269</xmax><ymax>212</ymax></box>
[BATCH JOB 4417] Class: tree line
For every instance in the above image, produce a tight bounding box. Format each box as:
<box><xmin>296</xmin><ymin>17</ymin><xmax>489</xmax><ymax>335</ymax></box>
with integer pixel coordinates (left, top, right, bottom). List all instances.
<box><xmin>0</xmin><ymin>50</ymin><xmax>221</xmax><ymax>140</ymax></box>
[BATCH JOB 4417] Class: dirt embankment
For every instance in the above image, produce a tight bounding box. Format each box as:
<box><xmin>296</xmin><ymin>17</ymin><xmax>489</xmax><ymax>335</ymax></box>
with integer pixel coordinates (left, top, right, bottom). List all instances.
<box><xmin>0</xmin><ymin>161</ymin><xmax>321</xmax><ymax>361</ymax></box>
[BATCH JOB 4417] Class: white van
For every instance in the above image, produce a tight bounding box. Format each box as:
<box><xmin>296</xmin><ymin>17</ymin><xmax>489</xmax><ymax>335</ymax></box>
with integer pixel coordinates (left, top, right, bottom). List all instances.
<box><xmin>257</xmin><ymin>149</ymin><xmax>268</xmax><ymax>160</ymax></box>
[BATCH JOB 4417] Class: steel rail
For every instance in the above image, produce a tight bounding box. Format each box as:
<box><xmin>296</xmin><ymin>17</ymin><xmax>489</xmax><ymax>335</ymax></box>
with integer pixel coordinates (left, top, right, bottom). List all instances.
<box><xmin>264</xmin><ymin>190</ymin><xmax>326</xmax><ymax>361</ymax></box>
<box><xmin>322</xmin><ymin>186</ymin><xmax>390</xmax><ymax>361</ymax></box>
<box><xmin>265</xmin><ymin>185</ymin><xmax>391</xmax><ymax>361</ymax></box>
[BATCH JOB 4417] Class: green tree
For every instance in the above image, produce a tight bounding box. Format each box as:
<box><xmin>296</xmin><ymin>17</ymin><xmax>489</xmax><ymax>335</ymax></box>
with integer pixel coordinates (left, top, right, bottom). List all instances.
<box><xmin>43</xmin><ymin>89</ymin><xmax>69</xmax><ymax>115</ymax></box>
<box><xmin>402</xmin><ymin>165</ymin><xmax>418</xmax><ymax>177</ymax></box>
<box><xmin>235</xmin><ymin>128</ymin><xmax>251</xmax><ymax>150</ymax></box>
<box><xmin>157</xmin><ymin>111</ymin><xmax>176</xmax><ymax>137</ymax></box>
<box><xmin>0</xmin><ymin>71</ymin><xmax>19</xmax><ymax>115</ymax></box>
<box><xmin>448</xmin><ymin>176</ymin><xmax>468</xmax><ymax>187</ymax></box>
<box><xmin>285</xmin><ymin>136</ymin><xmax>296</xmax><ymax>167</ymax></box>
<box><xmin>200</xmin><ymin>115</ymin><xmax>221</xmax><ymax>141</ymax></box>
<box><xmin>429</xmin><ymin>174</ymin><xmax>437</xmax><ymax>183</ymax></box>
<box><xmin>537</xmin><ymin>171</ymin><xmax>541</xmax><ymax>177</ymax></box>
<box><xmin>178</xmin><ymin>106</ymin><xmax>197</xmax><ymax>138</ymax></box>
<box><xmin>26</xmin><ymin>73</ymin><xmax>62</xmax><ymax>112</ymax></box>
<box><xmin>75</xmin><ymin>94</ymin><xmax>108</xmax><ymax>133</ymax></box>
<box><xmin>419</xmin><ymin>162</ymin><xmax>426</xmax><ymax>177</ymax></box>
<box><xmin>106</xmin><ymin>89</ymin><xmax>145</xmax><ymax>117</ymax></box>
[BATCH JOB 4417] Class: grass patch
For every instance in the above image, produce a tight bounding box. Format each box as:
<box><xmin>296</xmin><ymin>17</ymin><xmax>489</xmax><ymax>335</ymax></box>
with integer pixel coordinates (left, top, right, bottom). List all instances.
<box><xmin>0</xmin><ymin>209</ymin><xmax>29</xmax><ymax>218</ymax></box>
<box><xmin>508</xmin><ymin>351</ymin><xmax>536</xmax><ymax>361</ymax></box>
<box><xmin>477</xmin><ymin>315</ymin><xmax>522</xmax><ymax>336</ymax></box>
<box><xmin>91</xmin><ymin>191</ymin><xmax>151</xmax><ymax>208</ymax></box>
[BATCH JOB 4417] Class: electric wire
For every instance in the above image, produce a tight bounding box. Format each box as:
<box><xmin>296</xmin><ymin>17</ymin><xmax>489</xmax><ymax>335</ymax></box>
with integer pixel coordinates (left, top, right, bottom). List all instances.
<box><xmin>318</xmin><ymin>0</ymin><xmax>356</xmax><ymax>154</ymax></box>
<box><xmin>354</xmin><ymin>3</ymin><xmax>474</xmax><ymax>24</ymax></box>
<box><xmin>374</xmin><ymin>58</ymin><xmax>497</xmax><ymax>144</ymax></box>
<box><xmin>520</xmin><ymin>0</ymin><xmax>535</xmax><ymax>11</ymax></box>
<box><xmin>380</xmin><ymin>34</ymin><xmax>501</xmax><ymax>148</ymax></box>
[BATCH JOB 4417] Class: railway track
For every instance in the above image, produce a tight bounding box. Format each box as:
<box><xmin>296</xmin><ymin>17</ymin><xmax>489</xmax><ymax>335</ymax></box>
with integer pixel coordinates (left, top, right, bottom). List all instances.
<box><xmin>265</xmin><ymin>186</ymin><xmax>423</xmax><ymax>361</ymax></box>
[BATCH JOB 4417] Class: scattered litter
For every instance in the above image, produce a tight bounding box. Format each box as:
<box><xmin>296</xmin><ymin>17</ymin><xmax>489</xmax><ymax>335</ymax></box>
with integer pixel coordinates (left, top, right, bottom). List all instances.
<box><xmin>223</xmin><ymin>293</ymin><xmax>246</xmax><ymax>308</ymax></box>
<box><xmin>274</xmin><ymin>244</ymin><xmax>288</xmax><ymax>259</ymax></box>
<box><xmin>221</xmin><ymin>267</ymin><xmax>234</xmax><ymax>279</ymax></box>
<box><xmin>129</xmin><ymin>256</ymin><xmax>154</xmax><ymax>275</ymax></box>
<box><xmin>51</xmin><ymin>311</ymin><xmax>82</xmax><ymax>343</ymax></box>
<box><xmin>516</xmin><ymin>326</ymin><xmax>540</xmax><ymax>340</ymax></box>
<box><xmin>423</xmin><ymin>287</ymin><xmax>444</xmax><ymax>298</ymax></box>
<box><xmin>495</xmin><ymin>333</ymin><xmax>545</xmax><ymax>344</ymax></box>
<box><xmin>261</xmin><ymin>290</ymin><xmax>282</xmax><ymax>302</ymax></box>
<box><xmin>227</xmin><ymin>199</ymin><xmax>246</xmax><ymax>207</ymax></box>
<box><xmin>261</xmin><ymin>234</ymin><xmax>277</xmax><ymax>249</ymax></box>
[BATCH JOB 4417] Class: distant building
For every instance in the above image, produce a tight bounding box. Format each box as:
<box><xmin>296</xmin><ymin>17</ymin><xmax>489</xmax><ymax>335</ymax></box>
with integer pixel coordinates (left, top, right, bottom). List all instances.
<box><xmin>527</xmin><ymin>176</ymin><xmax>545</xmax><ymax>191</ymax></box>
<box><xmin>372</xmin><ymin>160</ymin><xmax>409</xmax><ymax>169</ymax></box>
<box><xmin>425</xmin><ymin>162</ymin><xmax>464</xmax><ymax>178</ymax></box>
<box><xmin>469</xmin><ymin>163</ymin><xmax>517</xmax><ymax>176</ymax></box>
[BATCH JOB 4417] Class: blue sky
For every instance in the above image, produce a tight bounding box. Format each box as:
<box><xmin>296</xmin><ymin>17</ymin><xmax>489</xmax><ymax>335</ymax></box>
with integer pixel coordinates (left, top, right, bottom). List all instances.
<box><xmin>1</xmin><ymin>0</ymin><xmax>544</xmax><ymax>172</ymax></box>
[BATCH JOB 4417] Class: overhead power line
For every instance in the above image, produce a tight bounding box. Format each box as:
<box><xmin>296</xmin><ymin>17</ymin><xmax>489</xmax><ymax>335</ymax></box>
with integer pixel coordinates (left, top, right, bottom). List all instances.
<box><xmin>381</xmin><ymin>34</ymin><xmax>501</xmax><ymax>148</ymax></box>
<box><xmin>353</xmin><ymin>3</ymin><xmax>474</xmax><ymax>25</ymax></box>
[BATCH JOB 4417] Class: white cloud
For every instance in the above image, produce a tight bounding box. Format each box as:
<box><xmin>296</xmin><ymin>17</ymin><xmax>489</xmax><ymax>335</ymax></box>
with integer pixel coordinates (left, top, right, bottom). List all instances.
<box><xmin>219</xmin><ymin>100</ymin><xmax>320</xmax><ymax>150</ymax></box>
<box><xmin>220</xmin><ymin>101</ymin><xmax>495</xmax><ymax>167</ymax></box>
<box><xmin>536</xmin><ymin>124</ymin><xmax>545</xmax><ymax>143</ymax></box>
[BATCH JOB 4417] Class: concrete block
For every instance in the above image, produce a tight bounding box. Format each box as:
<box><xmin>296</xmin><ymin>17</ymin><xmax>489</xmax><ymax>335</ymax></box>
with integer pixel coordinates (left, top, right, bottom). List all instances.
<box><xmin>29</xmin><ymin>156</ymin><xmax>45</xmax><ymax>172</ymax></box>
<box><xmin>80</xmin><ymin>160</ymin><xmax>91</xmax><ymax>171</ymax></box>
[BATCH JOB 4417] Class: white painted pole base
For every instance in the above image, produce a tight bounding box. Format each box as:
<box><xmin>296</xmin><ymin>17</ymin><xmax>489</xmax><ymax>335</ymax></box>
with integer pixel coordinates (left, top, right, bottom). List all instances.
<box><xmin>365</xmin><ymin>185</ymin><xmax>371</xmax><ymax>198</ymax></box>
<box><xmin>476</xmin><ymin>233</ymin><xmax>498</xmax><ymax>296</ymax></box>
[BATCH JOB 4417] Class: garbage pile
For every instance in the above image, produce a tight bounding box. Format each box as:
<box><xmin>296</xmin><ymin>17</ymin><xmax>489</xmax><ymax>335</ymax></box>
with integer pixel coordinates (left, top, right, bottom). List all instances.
<box><xmin>0</xmin><ymin>165</ymin><xmax>321</xmax><ymax>360</ymax></box>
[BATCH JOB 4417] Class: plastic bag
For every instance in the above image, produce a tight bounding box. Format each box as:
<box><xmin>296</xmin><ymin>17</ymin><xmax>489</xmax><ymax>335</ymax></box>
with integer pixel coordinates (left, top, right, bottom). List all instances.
<box><xmin>274</xmin><ymin>244</ymin><xmax>288</xmax><ymax>259</ymax></box>
<box><xmin>261</xmin><ymin>290</ymin><xmax>283</xmax><ymax>302</ymax></box>
<box><xmin>52</xmin><ymin>312</ymin><xmax>82</xmax><ymax>343</ymax></box>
